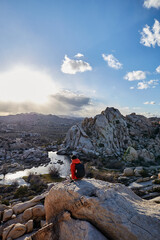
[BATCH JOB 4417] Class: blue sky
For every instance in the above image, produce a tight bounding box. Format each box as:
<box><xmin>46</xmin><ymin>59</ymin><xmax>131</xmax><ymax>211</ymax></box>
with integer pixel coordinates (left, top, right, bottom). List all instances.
<box><xmin>0</xmin><ymin>0</ymin><xmax>160</xmax><ymax>117</ymax></box>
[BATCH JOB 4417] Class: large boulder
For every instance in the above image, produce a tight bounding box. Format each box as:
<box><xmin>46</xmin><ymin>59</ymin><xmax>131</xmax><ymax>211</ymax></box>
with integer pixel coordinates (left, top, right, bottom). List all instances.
<box><xmin>32</xmin><ymin>205</ymin><xmax>45</xmax><ymax>218</ymax></box>
<box><xmin>138</xmin><ymin>149</ymin><xmax>155</xmax><ymax>162</ymax></box>
<box><xmin>3</xmin><ymin>223</ymin><xmax>26</xmax><ymax>240</ymax></box>
<box><xmin>25</xmin><ymin>220</ymin><xmax>33</xmax><ymax>233</ymax></box>
<box><xmin>124</xmin><ymin>146</ymin><xmax>138</xmax><ymax>161</ymax></box>
<box><xmin>134</xmin><ymin>167</ymin><xmax>144</xmax><ymax>177</ymax></box>
<box><xmin>22</xmin><ymin>204</ymin><xmax>45</xmax><ymax>222</ymax></box>
<box><xmin>44</xmin><ymin>179</ymin><xmax>160</xmax><ymax>240</ymax></box>
<box><xmin>13</xmin><ymin>193</ymin><xmax>46</xmax><ymax>215</ymax></box>
<box><xmin>12</xmin><ymin>201</ymin><xmax>38</xmax><ymax>215</ymax></box>
<box><xmin>3</xmin><ymin>209</ymin><xmax>13</xmax><ymax>222</ymax></box>
<box><xmin>123</xmin><ymin>167</ymin><xmax>134</xmax><ymax>176</ymax></box>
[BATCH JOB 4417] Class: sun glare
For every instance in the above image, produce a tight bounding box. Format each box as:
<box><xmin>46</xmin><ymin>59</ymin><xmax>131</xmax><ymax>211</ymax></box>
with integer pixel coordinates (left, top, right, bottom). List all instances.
<box><xmin>0</xmin><ymin>65</ymin><xmax>58</xmax><ymax>104</ymax></box>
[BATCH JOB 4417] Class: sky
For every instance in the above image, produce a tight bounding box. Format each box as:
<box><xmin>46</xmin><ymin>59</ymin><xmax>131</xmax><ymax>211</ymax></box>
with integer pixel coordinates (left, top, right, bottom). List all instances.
<box><xmin>0</xmin><ymin>0</ymin><xmax>160</xmax><ymax>117</ymax></box>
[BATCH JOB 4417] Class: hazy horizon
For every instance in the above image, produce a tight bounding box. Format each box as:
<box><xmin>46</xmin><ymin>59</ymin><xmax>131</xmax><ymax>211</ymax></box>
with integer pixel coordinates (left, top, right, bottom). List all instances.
<box><xmin>0</xmin><ymin>0</ymin><xmax>160</xmax><ymax>118</ymax></box>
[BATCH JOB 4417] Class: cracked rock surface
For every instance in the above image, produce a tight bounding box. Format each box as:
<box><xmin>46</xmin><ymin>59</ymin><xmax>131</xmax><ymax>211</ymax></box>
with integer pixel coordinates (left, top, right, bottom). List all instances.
<box><xmin>45</xmin><ymin>178</ymin><xmax>160</xmax><ymax>240</ymax></box>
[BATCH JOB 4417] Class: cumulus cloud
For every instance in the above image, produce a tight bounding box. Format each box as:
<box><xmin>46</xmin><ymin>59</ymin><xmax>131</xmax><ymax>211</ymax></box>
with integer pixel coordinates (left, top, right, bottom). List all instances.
<box><xmin>124</xmin><ymin>71</ymin><xmax>146</xmax><ymax>81</ymax></box>
<box><xmin>74</xmin><ymin>53</ymin><xmax>84</xmax><ymax>58</ymax></box>
<box><xmin>102</xmin><ymin>54</ymin><xmax>123</xmax><ymax>70</ymax></box>
<box><xmin>143</xmin><ymin>0</ymin><xmax>160</xmax><ymax>9</ymax></box>
<box><xmin>137</xmin><ymin>79</ymin><xmax>159</xmax><ymax>89</ymax></box>
<box><xmin>130</xmin><ymin>87</ymin><xmax>135</xmax><ymax>90</ymax></box>
<box><xmin>137</xmin><ymin>82</ymin><xmax>149</xmax><ymax>89</ymax></box>
<box><xmin>156</xmin><ymin>65</ymin><xmax>160</xmax><ymax>73</ymax></box>
<box><xmin>140</xmin><ymin>19</ymin><xmax>160</xmax><ymax>47</ymax></box>
<box><xmin>144</xmin><ymin>101</ymin><xmax>156</xmax><ymax>104</ymax></box>
<box><xmin>61</xmin><ymin>55</ymin><xmax>92</xmax><ymax>74</ymax></box>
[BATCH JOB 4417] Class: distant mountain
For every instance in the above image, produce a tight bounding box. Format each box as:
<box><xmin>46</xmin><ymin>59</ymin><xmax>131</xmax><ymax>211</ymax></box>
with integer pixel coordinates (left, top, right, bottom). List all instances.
<box><xmin>0</xmin><ymin>113</ymin><xmax>82</xmax><ymax>140</ymax></box>
<box><xmin>58</xmin><ymin>115</ymin><xmax>84</xmax><ymax>120</ymax></box>
<box><xmin>0</xmin><ymin>113</ymin><xmax>82</xmax><ymax>124</ymax></box>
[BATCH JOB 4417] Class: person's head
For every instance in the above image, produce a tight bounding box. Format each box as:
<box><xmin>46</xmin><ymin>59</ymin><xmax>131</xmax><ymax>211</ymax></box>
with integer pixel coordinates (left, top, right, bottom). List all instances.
<box><xmin>71</xmin><ymin>155</ymin><xmax>77</xmax><ymax>160</ymax></box>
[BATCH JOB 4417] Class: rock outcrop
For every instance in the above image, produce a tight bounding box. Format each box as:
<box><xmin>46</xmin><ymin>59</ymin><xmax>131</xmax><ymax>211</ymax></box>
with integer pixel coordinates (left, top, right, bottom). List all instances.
<box><xmin>40</xmin><ymin>179</ymin><xmax>160</xmax><ymax>240</ymax></box>
<box><xmin>58</xmin><ymin>107</ymin><xmax>160</xmax><ymax>163</ymax></box>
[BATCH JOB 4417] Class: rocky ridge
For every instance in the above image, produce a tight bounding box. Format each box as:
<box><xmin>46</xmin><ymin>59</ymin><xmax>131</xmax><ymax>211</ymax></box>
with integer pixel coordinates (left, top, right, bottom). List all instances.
<box><xmin>58</xmin><ymin>107</ymin><xmax>160</xmax><ymax>163</ymax></box>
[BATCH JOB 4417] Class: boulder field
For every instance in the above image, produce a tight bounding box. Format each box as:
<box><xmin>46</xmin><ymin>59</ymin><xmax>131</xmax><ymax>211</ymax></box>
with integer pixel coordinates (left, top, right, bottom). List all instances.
<box><xmin>25</xmin><ymin>178</ymin><xmax>160</xmax><ymax>240</ymax></box>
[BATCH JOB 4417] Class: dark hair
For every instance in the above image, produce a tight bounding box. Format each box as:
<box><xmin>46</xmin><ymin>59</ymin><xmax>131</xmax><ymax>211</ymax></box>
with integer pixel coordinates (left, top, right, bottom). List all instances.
<box><xmin>71</xmin><ymin>155</ymin><xmax>77</xmax><ymax>160</ymax></box>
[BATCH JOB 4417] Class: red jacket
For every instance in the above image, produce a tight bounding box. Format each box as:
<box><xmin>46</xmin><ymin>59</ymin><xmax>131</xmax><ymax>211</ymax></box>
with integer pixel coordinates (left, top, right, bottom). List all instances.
<box><xmin>70</xmin><ymin>158</ymin><xmax>81</xmax><ymax>180</ymax></box>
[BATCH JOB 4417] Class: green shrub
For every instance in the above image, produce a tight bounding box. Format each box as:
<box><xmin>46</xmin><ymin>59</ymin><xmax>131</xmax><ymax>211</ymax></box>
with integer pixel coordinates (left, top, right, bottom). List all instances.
<box><xmin>14</xmin><ymin>185</ymin><xmax>29</xmax><ymax>198</ymax></box>
<box><xmin>153</xmin><ymin>179</ymin><xmax>160</xmax><ymax>184</ymax></box>
<box><xmin>25</xmin><ymin>173</ymin><xmax>47</xmax><ymax>193</ymax></box>
<box><xmin>49</xmin><ymin>166</ymin><xmax>60</xmax><ymax>179</ymax></box>
<box><xmin>141</xmin><ymin>169</ymin><xmax>149</xmax><ymax>178</ymax></box>
<box><xmin>1</xmin><ymin>199</ymin><xmax>9</xmax><ymax>206</ymax></box>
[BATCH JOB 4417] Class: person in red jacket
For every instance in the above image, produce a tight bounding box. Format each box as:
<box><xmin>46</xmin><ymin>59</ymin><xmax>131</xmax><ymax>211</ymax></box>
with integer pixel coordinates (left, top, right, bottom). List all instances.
<box><xmin>70</xmin><ymin>155</ymin><xmax>81</xmax><ymax>180</ymax></box>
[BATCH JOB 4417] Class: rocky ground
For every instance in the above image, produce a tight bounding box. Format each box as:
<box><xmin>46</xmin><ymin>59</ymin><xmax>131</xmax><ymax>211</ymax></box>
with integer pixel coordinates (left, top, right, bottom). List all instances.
<box><xmin>1</xmin><ymin>178</ymin><xmax>160</xmax><ymax>240</ymax></box>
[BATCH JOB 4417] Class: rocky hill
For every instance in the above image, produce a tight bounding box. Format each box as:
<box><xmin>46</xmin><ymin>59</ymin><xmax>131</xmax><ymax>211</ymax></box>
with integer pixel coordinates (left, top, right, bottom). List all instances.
<box><xmin>57</xmin><ymin>107</ymin><xmax>160</xmax><ymax>164</ymax></box>
<box><xmin>0</xmin><ymin>113</ymin><xmax>82</xmax><ymax>141</ymax></box>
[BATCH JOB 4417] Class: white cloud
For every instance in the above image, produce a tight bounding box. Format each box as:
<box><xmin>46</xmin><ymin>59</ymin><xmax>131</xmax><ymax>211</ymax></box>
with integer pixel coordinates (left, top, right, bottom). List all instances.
<box><xmin>143</xmin><ymin>0</ymin><xmax>160</xmax><ymax>9</ymax></box>
<box><xmin>137</xmin><ymin>82</ymin><xmax>149</xmax><ymax>89</ymax></box>
<box><xmin>124</xmin><ymin>71</ymin><xmax>146</xmax><ymax>81</ymax></box>
<box><xmin>61</xmin><ymin>55</ymin><xmax>92</xmax><ymax>74</ymax></box>
<box><xmin>144</xmin><ymin>101</ymin><xmax>156</xmax><ymax>104</ymax></box>
<box><xmin>102</xmin><ymin>54</ymin><xmax>123</xmax><ymax>70</ymax></box>
<box><xmin>130</xmin><ymin>87</ymin><xmax>135</xmax><ymax>90</ymax></box>
<box><xmin>156</xmin><ymin>65</ymin><xmax>160</xmax><ymax>73</ymax></box>
<box><xmin>137</xmin><ymin>79</ymin><xmax>159</xmax><ymax>89</ymax></box>
<box><xmin>140</xmin><ymin>19</ymin><xmax>160</xmax><ymax>47</ymax></box>
<box><xmin>74</xmin><ymin>53</ymin><xmax>84</xmax><ymax>58</ymax></box>
<box><xmin>0</xmin><ymin>65</ymin><xmax>97</xmax><ymax>117</ymax></box>
<box><xmin>148</xmin><ymin>79</ymin><xmax>159</xmax><ymax>85</ymax></box>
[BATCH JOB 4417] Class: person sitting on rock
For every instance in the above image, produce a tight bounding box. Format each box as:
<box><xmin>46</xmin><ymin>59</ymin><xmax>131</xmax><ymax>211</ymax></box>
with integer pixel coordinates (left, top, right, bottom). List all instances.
<box><xmin>70</xmin><ymin>155</ymin><xmax>85</xmax><ymax>180</ymax></box>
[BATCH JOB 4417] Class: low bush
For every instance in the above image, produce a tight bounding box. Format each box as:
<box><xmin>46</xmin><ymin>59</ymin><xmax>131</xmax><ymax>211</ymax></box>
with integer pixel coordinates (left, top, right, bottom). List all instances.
<box><xmin>85</xmin><ymin>164</ymin><xmax>119</xmax><ymax>183</ymax></box>
<box><xmin>1</xmin><ymin>199</ymin><xmax>9</xmax><ymax>206</ymax></box>
<box><xmin>14</xmin><ymin>185</ymin><xmax>29</xmax><ymax>198</ymax></box>
<box><xmin>25</xmin><ymin>173</ymin><xmax>47</xmax><ymax>193</ymax></box>
<box><xmin>153</xmin><ymin>179</ymin><xmax>160</xmax><ymax>184</ymax></box>
<box><xmin>49</xmin><ymin>166</ymin><xmax>60</xmax><ymax>179</ymax></box>
<box><xmin>141</xmin><ymin>169</ymin><xmax>149</xmax><ymax>178</ymax></box>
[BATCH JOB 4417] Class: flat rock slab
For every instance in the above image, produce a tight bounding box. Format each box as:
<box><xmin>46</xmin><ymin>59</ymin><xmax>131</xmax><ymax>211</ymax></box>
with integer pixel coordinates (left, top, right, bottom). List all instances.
<box><xmin>129</xmin><ymin>180</ymin><xmax>153</xmax><ymax>189</ymax></box>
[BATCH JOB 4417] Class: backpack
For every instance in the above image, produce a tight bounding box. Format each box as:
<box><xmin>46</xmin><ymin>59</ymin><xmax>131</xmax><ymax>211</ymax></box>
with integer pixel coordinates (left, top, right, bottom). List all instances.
<box><xmin>75</xmin><ymin>163</ymin><xmax>85</xmax><ymax>178</ymax></box>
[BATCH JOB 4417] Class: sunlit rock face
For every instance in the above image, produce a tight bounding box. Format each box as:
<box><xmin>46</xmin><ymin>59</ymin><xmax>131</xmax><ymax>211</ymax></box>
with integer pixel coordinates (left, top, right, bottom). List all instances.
<box><xmin>58</xmin><ymin>107</ymin><xmax>131</xmax><ymax>158</ymax></box>
<box><xmin>58</xmin><ymin>107</ymin><xmax>160</xmax><ymax>162</ymax></box>
<box><xmin>44</xmin><ymin>179</ymin><xmax>160</xmax><ymax>240</ymax></box>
